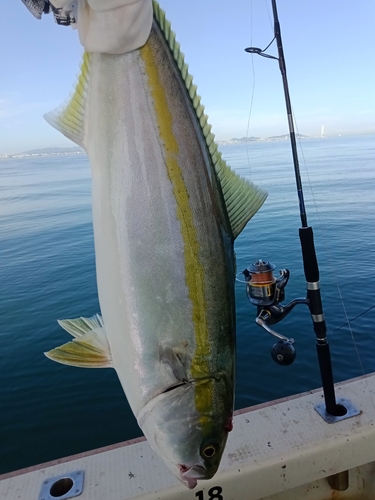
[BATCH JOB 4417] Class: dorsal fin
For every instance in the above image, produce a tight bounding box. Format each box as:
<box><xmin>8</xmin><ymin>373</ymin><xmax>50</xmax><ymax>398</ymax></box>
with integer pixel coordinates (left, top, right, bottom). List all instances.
<box><xmin>152</xmin><ymin>1</ymin><xmax>267</xmax><ymax>238</ymax></box>
<box><xmin>44</xmin><ymin>52</ymin><xmax>91</xmax><ymax>148</ymax></box>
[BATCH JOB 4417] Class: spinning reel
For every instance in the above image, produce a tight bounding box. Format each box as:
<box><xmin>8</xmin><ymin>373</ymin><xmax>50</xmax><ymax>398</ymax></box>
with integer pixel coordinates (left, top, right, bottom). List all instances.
<box><xmin>241</xmin><ymin>260</ymin><xmax>308</xmax><ymax>366</ymax></box>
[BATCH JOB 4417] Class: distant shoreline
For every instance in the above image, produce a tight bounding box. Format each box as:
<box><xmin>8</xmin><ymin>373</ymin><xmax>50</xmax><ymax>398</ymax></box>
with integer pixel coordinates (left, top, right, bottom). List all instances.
<box><xmin>1</xmin><ymin>132</ymin><xmax>372</xmax><ymax>159</ymax></box>
<box><xmin>0</xmin><ymin>135</ymin><xmax>308</xmax><ymax>159</ymax></box>
<box><xmin>217</xmin><ymin>133</ymin><xmax>309</xmax><ymax>145</ymax></box>
<box><xmin>0</xmin><ymin>149</ymin><xmax>86</xmax><ymax>160</ymax></box>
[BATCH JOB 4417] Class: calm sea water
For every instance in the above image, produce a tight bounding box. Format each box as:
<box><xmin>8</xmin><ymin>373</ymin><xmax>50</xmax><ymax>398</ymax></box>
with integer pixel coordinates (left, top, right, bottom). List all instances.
<box><xmin>1</xmin><ymin>135</ymin><xmax>374</xmax><ymax>474</ymax></box>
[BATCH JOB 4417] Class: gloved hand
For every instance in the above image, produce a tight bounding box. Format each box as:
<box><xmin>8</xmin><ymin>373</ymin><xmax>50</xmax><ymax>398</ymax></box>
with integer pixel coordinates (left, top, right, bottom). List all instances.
<box><xmin>22</xmin><ymin>0</ymin><xmax>153</xmax><ymax>54</ymax></box>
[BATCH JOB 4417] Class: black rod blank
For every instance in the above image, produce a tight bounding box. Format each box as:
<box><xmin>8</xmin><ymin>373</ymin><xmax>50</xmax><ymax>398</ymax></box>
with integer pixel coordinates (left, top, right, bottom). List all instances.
<box><xmin>271</xmin><ymin>0</ymin><xmax>342</xmax><ymax>416</ymax></box>
<box><xmin>271</xmin><ymin>0</ymin><xmax>307</xmax><ymax>228</ymax></box>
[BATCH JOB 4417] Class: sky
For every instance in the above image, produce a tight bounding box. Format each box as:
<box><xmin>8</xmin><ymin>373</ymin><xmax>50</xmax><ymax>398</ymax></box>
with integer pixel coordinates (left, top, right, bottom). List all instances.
<box><xmin>1</xmin><ymin>1</ymin><xmax>374</xmax><ymax>154</ymax></box>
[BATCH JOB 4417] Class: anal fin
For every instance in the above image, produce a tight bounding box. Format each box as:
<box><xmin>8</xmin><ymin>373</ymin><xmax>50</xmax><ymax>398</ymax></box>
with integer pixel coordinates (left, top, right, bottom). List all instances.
<box><xmin>45</xmin><ymin>314</ymin><xmax>113</xmax><ymax>368</ymax></box>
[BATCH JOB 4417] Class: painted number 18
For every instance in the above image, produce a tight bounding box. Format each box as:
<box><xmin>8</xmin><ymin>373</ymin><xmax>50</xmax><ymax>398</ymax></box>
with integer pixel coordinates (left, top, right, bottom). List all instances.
<box><xmin>195</xmin><ymin>486</ymin><xmax>223</xmax><ymax>500</ymax></box>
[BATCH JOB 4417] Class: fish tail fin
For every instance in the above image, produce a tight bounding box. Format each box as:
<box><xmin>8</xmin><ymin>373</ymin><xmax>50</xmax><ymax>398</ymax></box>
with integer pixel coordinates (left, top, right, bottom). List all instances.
<box><xmin>44</xmin><ymin>52</ymin><xmax>91</xmax><ymax>149</ymax></box>
<box><xmin>45</xmin><ymin>314</ymin><xmax>113</xmax><ymax>368</ymax></box>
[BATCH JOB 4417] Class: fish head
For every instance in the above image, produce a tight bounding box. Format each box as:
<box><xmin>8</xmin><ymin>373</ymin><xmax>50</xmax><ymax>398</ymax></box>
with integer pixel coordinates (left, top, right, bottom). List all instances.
<box><xmin>137</xmin><ymin>378</ymin><xmax>233</xmax><ymax>489</ymax></box>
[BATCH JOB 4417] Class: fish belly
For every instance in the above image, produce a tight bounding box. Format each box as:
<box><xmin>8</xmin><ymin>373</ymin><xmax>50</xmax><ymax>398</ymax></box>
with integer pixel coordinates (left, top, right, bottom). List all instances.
<box><xmin>86</xmin><ymin>27</ymin><xmax>235</xmax><ymax>418</ymax></box>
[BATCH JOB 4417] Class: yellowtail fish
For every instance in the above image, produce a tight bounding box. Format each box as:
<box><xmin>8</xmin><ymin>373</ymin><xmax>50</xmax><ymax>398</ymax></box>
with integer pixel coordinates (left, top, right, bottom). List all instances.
<box><xmin>44</xmin><ymin>1</ymin><xmax>267</xmax><ymax>489</ymax></box>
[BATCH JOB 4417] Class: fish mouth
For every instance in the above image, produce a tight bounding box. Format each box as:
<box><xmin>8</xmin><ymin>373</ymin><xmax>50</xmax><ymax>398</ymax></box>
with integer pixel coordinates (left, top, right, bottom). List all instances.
<box><xmin>179</xmin><ymin>465</ymin><xmax>208</xmax><ymax>490</ymax></box>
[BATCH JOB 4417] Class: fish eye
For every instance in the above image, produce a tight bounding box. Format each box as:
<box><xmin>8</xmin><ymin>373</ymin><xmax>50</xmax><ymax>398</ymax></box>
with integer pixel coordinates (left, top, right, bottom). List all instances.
<box><xmin>201</xmin><ymin>444</ymin><xmax>216</xmax><ymax>458</ymax></box>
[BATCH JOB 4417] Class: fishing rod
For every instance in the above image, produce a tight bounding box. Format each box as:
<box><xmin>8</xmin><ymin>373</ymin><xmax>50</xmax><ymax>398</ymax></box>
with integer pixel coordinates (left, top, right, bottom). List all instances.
<box><xmin>242</xmin><ymin>0</ymin><xmax>359</xmax><ymax>421</ymax></box>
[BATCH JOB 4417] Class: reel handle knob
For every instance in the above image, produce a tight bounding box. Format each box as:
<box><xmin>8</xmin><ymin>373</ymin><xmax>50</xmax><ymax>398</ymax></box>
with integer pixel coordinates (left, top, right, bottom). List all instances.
<box><xmin>271</xmin><ymin>340</ymin><xmax>296</xmax><ymax>366</ymax></box>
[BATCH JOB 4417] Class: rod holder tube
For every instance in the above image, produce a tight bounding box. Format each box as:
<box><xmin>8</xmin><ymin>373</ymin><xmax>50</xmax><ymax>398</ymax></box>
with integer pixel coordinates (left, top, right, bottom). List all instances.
<box><xmin>328</xmin><ymin>470</ymin><xmax>349</xmax><ymax>491</ymax></box>
<box><xmin>316</xmin><ymin>342</ymin><xmax>339</xmax><ymax>415</ymax></box>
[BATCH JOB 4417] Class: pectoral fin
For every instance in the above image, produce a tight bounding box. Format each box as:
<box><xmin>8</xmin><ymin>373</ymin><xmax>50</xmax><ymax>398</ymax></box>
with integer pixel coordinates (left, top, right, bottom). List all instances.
<box><xmin>160</xmin><ymin>345</ymin><xmax>191</xmax><ymax>382</ymax></box>
<box><xmin>45</xmin><ymin>315</ymin><xmax>113</xmax><ymax>368</ymax></box>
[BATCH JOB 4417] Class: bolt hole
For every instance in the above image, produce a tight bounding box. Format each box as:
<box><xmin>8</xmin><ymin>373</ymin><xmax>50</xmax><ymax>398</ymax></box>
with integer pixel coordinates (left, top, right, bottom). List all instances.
<box><xmin>50</xmin><ymin>478</ymin><xmax>74</xmax><ymax>497</ymax></box>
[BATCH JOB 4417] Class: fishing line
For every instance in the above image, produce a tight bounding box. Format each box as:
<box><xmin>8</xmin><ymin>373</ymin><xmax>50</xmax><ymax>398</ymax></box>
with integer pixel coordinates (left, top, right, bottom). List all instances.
<box><xmin>292</xmin><ymin>111</ymin><xmax>370</xmax><ymax>381</ymax></box>
<box><xmin>330</xmin><ymin>304</ymin><xmax>375</xmax><ymax>335</ymax></box>
<box><xmin>244</xmin><ymin>57</ymin><xmax>256</xmax><ymax>181</ymax></box>
<box><xmin>264</xmin><ymin>0</ymin><xmax>274</xmax><ymax>30</ymax></box>
<box><xmin>245</xmin><ymin>0</ymin><xmax>255</xmax><ymax>180</ymax></box>
<box><xmin>244</xmin><ymin>0</ymin><xmax>275</xmax><ymax>179</ymax></box>
<box><xmin>331</xmin><ymin>301</ymin><xmax>375</xmax><ymax>416</ymax></box>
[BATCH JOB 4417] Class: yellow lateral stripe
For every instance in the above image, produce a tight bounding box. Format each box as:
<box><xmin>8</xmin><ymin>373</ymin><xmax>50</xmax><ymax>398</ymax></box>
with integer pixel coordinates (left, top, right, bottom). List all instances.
<box><xmin>140</xmin><ymin>41</ymin><xmax>211</xmax><ymax>403</ymax></box>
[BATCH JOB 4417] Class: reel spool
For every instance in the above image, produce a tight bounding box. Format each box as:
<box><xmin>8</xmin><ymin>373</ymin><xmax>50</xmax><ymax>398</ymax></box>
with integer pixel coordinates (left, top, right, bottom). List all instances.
<box><xmin>241</xmin><ymin>259</ymin><xmax>308</xmax><ymax>366</ymax></box>
<box><xmin>243</xmin><ymin>260</ymin><xmax>287</xmax><ymax>307</ymax></box>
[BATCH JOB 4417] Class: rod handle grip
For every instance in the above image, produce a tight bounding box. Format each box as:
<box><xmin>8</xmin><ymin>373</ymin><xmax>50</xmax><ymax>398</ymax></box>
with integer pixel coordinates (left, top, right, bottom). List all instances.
<box><xmin>299</xmin><ymin>226</ymin><xmax>319</xmax><ymax>283</ymax></box>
